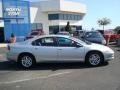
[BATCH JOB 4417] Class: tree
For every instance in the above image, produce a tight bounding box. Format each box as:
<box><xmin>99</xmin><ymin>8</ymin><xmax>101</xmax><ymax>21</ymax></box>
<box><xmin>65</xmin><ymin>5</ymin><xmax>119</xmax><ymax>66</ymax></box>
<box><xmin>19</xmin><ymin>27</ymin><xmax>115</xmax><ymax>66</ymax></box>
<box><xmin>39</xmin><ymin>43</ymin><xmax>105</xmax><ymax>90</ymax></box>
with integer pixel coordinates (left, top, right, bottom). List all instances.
<box><xmin>65</xmin><ymin>22</ymin><xmax>72</xmax><ymax>34</ymax></box>
<box><xmin>97</xmin><ymin>17</ymin><xmax>111</xmax><ymax>30</ymax></box>
<box><xmin>114</xmin><ymin>26</ymin><xmax>120</xmax><ymax>34</ymax></box>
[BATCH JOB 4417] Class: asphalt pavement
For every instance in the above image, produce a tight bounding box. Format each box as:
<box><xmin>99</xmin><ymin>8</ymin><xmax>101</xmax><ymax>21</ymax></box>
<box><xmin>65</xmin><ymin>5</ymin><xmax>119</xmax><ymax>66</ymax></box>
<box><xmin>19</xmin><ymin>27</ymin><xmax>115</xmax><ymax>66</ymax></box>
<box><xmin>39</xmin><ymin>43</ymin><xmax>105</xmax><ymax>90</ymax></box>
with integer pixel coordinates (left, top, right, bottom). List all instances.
<box><xmin>0</xmin><ymin>45</ymin><xmax>120</xmax><ymax>90</ymax></box>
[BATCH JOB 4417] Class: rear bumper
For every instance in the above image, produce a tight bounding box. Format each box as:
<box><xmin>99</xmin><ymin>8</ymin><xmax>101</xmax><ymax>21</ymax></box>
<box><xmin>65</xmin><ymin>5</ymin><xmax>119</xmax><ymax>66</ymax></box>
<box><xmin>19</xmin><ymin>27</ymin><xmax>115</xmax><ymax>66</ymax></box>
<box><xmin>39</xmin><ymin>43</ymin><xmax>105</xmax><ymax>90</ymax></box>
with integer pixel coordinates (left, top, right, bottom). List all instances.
<box><xmin>7</xmin><ymin>52</ymin><xmax>18</xmax><ymax>62</ymax></box>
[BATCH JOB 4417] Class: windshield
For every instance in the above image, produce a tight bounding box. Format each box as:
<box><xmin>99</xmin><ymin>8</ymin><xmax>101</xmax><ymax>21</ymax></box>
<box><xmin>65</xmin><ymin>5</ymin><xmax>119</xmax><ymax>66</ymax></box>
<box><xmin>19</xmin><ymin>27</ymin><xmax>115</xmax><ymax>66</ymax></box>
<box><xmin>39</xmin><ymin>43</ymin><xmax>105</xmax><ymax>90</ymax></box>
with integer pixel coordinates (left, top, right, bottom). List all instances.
<box><xmin>70</xmin><ymin>37</ymin><xmax>90</xmax><ymax>45</ymax></box>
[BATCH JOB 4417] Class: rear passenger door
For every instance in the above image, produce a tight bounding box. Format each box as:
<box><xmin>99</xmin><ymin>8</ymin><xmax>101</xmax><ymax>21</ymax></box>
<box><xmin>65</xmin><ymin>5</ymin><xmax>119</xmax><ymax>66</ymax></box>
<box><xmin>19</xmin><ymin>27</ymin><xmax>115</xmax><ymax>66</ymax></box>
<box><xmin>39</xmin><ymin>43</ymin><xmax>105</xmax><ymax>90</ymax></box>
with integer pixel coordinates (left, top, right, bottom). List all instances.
<box><xmin>32</xmin><ymin>37</ymin><xmax>58</xmax><ymax>61</ymax></box>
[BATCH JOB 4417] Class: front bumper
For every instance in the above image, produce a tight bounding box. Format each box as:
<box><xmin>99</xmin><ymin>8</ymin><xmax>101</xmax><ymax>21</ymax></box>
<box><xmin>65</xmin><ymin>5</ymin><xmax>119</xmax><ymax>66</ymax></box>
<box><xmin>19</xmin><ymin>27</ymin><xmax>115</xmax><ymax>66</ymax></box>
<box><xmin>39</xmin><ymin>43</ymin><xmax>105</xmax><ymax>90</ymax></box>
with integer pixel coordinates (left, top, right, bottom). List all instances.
<box><xmin>104</xmin><ymin>53</ymin><xmax>114</xmax><ymax>61</ymax></box>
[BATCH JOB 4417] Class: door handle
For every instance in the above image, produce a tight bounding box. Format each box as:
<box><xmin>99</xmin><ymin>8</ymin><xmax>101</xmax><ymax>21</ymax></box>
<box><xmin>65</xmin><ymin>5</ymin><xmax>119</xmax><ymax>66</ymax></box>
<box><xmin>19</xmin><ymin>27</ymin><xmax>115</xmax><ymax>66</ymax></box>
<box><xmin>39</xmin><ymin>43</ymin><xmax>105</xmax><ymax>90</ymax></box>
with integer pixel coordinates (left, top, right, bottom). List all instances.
<box><xmin>58</xmin><ymin>49</ymin><xmax>62</xmax><ymax>50</ymax></box>
<box><xmin>35</xmin><ymin>48</ymin><xmax>38</xmax><ymax>50</ymax></box>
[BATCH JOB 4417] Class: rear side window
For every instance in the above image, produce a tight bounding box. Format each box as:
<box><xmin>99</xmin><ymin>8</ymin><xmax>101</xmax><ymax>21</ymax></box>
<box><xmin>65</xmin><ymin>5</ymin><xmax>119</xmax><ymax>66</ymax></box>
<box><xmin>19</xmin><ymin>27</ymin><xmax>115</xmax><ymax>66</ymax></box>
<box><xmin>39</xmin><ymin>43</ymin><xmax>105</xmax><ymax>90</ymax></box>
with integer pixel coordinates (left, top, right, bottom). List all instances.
<box><xmin>32</xmin><ymin>37</ymin><xmax>57</xmax><ymax>47</ymax></box>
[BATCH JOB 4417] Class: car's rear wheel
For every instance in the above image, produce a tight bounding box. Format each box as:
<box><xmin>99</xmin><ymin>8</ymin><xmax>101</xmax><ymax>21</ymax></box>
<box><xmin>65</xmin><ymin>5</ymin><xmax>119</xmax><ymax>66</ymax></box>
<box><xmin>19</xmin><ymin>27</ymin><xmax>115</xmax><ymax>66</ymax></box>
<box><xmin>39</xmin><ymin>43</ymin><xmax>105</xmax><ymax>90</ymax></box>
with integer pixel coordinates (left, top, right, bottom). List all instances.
<box><xmin>86</xmin><ymin>52</ymin><xmax>104</xmax><ymax>66</ymax></box>
<box><xmin>19</xmin><ymin>54</ymin><xmax>35</xmax><ymax>68</ymax></box>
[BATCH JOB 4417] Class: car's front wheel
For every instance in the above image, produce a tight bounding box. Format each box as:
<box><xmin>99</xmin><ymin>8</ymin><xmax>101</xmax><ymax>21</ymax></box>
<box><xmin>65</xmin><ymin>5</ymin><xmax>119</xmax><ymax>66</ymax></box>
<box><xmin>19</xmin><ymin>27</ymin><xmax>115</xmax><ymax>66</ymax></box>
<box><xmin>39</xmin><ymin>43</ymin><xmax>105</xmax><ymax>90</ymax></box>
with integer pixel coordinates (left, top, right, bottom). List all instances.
<box><xmin>18</xmin><ymin>54</ymin><xmax>35</xmax><ymax>68</ymax></box>
<box><xmin>86</xmin><ymin>52</ymin><xmax>104</xmax><ymax>66</ymax></box>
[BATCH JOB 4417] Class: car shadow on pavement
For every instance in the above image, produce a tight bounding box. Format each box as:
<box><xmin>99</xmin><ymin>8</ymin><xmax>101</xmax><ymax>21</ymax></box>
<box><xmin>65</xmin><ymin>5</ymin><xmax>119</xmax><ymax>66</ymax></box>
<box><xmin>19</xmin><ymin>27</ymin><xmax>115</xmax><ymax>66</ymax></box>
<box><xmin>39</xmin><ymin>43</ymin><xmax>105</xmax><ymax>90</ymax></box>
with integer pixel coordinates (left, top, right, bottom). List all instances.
<box><xmin>0</xmin><ymin>61</ymin><xmax>109</xmax><ymax>71</ymax></box>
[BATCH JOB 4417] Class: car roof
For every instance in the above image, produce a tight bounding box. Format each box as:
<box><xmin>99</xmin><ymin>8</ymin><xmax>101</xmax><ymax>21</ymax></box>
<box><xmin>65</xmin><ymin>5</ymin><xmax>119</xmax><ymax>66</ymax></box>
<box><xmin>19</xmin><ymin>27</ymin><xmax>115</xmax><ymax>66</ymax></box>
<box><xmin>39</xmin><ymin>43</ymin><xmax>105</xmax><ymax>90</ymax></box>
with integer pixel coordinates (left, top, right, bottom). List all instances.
<box><xmin>58</xmin><ymin>31</ymin><xmax>69</xmax><ymax>33</ymax></box>
<box><xmin>85</xmin><ymin>31</ymin><xmax>99</xmax><ymax>33</ymax></box>
<box><xmin>26</xmin><ymin>35</ymin><xmax>70</xmax><ymax>42</ymax></box>
<box><xmin>40</xmin><ymin>35</ymin><xmax>70</xmax><ymax>38</ymax></box>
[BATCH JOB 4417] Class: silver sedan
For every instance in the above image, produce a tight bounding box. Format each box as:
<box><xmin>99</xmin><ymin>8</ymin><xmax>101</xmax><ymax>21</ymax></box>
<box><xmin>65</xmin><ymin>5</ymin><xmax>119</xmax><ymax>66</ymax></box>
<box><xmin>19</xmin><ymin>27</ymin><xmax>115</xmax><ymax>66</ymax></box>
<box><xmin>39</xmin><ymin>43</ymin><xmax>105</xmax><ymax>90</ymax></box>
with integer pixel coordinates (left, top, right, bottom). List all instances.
<box><xmin>7</xmin><ymin>35</ymin><xmax>114</xmax><ymax>68</ymax></box>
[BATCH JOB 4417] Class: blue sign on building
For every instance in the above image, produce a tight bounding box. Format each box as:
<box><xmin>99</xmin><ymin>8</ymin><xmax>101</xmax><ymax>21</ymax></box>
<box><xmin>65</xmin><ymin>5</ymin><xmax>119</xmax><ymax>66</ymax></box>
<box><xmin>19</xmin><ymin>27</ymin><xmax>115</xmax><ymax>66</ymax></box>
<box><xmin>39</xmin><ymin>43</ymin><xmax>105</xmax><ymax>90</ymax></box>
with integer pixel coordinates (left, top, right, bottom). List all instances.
<box><xmin>2</xmin><ymin>0</ymin><xmax>31</xmax><ymax>42</ymax></box>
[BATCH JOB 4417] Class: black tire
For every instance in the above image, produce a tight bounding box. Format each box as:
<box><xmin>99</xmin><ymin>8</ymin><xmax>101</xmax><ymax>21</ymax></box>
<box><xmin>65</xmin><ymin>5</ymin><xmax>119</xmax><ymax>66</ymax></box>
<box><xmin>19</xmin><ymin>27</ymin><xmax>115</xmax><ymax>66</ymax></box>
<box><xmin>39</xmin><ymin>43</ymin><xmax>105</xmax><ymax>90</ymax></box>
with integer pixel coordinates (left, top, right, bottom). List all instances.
<box><xmin>86</xmin><ymin>52</ymin><xmax>104</xmax><ymax>66</ymax></box>
<box><xmin>18</xmin><ymin>54</ymin><xmax>36</xmax><ymax>68</ymax></box>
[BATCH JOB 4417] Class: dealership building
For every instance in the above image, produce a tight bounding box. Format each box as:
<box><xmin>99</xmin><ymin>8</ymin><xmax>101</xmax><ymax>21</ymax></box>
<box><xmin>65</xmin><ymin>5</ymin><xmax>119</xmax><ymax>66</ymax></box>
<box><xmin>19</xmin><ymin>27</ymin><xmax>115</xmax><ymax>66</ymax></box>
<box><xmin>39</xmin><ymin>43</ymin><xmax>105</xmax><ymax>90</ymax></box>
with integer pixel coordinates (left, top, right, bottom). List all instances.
<box><xmin>0</xmin><ymin>0</ymin><xmax>86</xmax><ymax>42</ymax></box>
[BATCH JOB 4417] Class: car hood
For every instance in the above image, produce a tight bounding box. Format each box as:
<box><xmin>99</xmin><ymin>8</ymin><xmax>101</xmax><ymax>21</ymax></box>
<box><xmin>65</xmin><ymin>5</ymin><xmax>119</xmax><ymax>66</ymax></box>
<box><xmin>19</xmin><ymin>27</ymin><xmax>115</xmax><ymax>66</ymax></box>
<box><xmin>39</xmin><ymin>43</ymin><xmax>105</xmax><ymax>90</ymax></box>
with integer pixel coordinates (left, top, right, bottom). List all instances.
<box><xmin>85</xmin><ymin>43</ymin><xmax>114</xmax><ymax>53</ymax></box>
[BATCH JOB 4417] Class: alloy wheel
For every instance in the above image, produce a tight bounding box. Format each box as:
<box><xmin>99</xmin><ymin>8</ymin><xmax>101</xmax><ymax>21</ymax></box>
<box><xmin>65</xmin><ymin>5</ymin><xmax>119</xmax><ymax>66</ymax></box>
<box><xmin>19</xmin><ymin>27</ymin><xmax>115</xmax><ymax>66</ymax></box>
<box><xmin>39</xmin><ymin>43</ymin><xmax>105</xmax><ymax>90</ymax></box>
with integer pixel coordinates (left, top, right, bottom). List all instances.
<box><xmin>89</xmin><ymin>54</ymin><xmax>101</xmax><ymax>66</ymax></box>
<box><xmin>21</xmin><ymin>56</ymin><xmax>33</xmax><ymax>68</ymax></box>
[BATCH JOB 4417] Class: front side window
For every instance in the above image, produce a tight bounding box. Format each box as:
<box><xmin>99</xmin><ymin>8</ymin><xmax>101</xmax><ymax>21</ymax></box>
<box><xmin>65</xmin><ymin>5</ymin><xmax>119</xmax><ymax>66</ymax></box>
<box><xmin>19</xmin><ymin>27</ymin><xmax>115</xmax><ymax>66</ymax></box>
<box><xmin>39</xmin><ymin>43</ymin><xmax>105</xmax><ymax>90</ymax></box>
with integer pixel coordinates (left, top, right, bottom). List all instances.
<box><xmin>32</xmin><ymin>37</ymin><xmax>57</xmax><ymax>46</ymax></box>
<box><xmin>57</xmin><ymin>37</ymin><xmax>76</xmax><ymax>47</ymax></box>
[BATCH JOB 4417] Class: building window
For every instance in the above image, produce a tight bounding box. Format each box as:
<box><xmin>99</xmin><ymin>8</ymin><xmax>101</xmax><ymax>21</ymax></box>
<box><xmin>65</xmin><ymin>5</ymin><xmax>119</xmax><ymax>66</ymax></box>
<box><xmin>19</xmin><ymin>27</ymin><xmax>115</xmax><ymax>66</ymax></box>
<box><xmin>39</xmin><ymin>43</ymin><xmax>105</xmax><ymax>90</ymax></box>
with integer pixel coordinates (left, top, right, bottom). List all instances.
<box><xmin>49</xmin><ymin>25</ymin><xmax>82</xmax><ymax>34</ymax></box>
<box><xmin>59</xmin><ymin>14</ymin><xmax>64</xmax><ymax>20</ymax></box>
<box><xmin>49</xmin><ymin>26</ymin><xmax>59</xmax><ymax>34</ymax></box>
<box><xmin>76</xmin><ymin>26</ymin><xmax>82</xmax><ymax>30</ymax></box>
<box><xmin>31</xmin><ymin>23</ymin><xmax>43</xmax><ymax>31</ymax></box>
<box><xmin>48</xmin><ymin>14</ymin><xmax>59</xmax><ymax>20</ymax></box>
<box><xmin>48</xmin><ymin>14</ymin><xmax>81</xmax><ymax>20</ymax></box>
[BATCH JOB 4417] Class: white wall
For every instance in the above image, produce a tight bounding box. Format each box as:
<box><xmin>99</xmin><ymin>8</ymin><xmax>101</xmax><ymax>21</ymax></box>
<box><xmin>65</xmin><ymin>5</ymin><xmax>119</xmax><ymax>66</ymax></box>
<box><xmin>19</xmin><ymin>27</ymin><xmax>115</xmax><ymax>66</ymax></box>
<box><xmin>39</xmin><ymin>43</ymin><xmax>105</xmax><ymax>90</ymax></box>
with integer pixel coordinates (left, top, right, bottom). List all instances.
<box><xmin>49</xmin><ymin>20</ymin><xmax>82</xmax><ymax>26</ymax></box>
<box><xmin>30</xmin><ymin>7</ymin><xmax>38</xmax><ymax>23</ymax></box>
<box><xmin>0</xmin><ymin>0</ymin><xmax>2</xmax><ymax>17</ymax></box>
<box><xmin>0</xmin><ymin>0</ymin><xmax>4</xmax><ymax>27</ymax></box>
<box><xmin>30</xmin><ymin>0</ymin><xmax>86</xmax><ymax>34</ymax></box>
<box><xmin>30</xmin><ymin>6</ymin><xmax>49</xmax><ymax>34</ymax></box>
<box><xmin>39</xmin><ymin>0</ymin><xmax>86</xmax><ymax>14</ymax></box>
<box><xmin>40</xmin><ymin>0</ymin><xmax>60</xmax><ymax>12</ymax></box>
<box><xmin>60</xmin><ymin>0</ymin><xmax>86</xmax><ymax>13</ymax></box>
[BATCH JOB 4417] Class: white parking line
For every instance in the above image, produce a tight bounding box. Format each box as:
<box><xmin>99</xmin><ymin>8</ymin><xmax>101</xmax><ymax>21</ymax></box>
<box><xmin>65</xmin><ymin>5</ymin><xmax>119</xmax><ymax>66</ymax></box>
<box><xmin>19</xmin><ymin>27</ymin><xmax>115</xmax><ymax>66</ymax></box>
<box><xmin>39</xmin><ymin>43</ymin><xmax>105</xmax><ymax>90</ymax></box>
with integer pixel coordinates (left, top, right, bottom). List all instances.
<box><xmin>0</xmin><ymin>71</ymin><xmax>12</xmax><ymax>74</ymax></box>
<box><xmin>0</xmin><ymin>71</ymin><xmax>72</xmax><ymax>85</ymax></box>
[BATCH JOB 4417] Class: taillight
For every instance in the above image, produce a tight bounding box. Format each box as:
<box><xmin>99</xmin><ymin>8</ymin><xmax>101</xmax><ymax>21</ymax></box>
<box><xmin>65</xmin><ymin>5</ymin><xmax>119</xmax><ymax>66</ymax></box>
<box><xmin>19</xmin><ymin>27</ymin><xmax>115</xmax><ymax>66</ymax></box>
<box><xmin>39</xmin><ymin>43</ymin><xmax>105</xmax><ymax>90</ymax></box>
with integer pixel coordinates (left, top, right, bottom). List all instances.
<box><xmin>7</xmin><ymin>45</ymin><xmax>10</xmax><ymax>51</ymax></box>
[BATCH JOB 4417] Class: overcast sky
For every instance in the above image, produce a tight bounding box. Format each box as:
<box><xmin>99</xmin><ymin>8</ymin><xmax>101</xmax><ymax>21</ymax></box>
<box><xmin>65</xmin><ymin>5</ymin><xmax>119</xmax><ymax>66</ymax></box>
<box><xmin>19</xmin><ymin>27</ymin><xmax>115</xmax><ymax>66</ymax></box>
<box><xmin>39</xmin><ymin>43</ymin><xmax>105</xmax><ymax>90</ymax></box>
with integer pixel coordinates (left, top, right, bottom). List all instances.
<box><xmin>29</xmin><ymin>0</ymin><xmax>120</xmax><ymax>30</ymax></box>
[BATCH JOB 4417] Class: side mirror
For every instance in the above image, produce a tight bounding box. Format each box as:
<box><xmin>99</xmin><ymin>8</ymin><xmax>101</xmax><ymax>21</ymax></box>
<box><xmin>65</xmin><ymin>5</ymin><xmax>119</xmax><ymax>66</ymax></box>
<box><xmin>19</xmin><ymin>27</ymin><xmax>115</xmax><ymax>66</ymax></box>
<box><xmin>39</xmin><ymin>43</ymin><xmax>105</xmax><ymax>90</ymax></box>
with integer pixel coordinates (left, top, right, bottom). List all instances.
<box><xmin>74</xmin><ymin>43</ymin><xmax>82</xmax><ymax>48</ymax></box>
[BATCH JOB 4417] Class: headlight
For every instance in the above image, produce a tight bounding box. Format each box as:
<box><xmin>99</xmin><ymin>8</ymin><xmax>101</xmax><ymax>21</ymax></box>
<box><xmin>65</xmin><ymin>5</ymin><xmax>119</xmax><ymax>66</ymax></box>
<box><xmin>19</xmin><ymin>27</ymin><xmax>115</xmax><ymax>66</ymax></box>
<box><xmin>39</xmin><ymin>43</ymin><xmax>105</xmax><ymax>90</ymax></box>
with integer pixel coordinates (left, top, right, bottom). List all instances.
<box><xmin>105</xmin><ymin>49</ymin><xmax>114</xmax><ymax>54</ymax></box>
<box><xmin>105</xmin><ymin>53</ymin><xmax>114</xmax><ymax>59</ymax></box>
<box><xmin>102</xmin><ymin>40</ymin><xmax>106</xmax><ymax>45</ymax></box>
<box><xmin>106</xmin><ymin>53</ymin><xmax>114</xmax><ymax>57</ymax></box>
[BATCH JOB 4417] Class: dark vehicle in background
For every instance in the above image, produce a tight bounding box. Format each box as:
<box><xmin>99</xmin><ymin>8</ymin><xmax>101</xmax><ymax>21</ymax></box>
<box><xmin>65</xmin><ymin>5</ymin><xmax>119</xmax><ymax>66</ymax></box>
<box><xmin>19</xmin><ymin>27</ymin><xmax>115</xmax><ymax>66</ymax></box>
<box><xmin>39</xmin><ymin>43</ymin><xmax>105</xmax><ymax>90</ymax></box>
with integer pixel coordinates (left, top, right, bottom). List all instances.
<box><xmin>83</xmin><ymin>31</ymin><xmax>106</xmax><ymax>45</ymax></box>
<box><xmin>25</xmin><ymin>30</ymin><xmax>44</xmax><ymax>40</ymax></box>
<box><xmin>73</xmin><ymin>30</ymin><xmax>106</xmax><ymax>45</ymax></box>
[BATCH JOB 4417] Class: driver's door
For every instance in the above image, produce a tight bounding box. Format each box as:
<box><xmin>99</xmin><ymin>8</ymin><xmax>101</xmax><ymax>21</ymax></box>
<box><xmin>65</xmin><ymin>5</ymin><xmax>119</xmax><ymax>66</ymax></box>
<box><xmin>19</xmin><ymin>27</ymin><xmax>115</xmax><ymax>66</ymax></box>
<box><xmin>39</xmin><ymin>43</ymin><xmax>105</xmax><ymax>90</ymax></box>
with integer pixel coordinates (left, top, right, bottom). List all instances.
<box><xmin>56</xmin><ymin>37</ymin><xmax>85</xmax><ymax>61</ymax></box>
